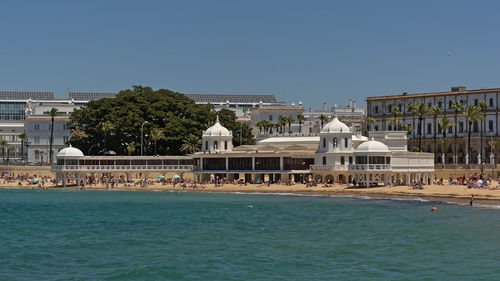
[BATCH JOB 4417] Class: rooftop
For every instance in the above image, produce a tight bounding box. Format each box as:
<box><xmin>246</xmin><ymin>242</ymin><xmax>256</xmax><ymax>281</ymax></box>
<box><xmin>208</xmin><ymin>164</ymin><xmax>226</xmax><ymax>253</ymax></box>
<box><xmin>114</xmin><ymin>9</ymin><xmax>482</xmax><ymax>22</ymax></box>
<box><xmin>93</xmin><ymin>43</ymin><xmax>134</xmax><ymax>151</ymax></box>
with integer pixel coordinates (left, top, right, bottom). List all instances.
<box><xmin>0</xmin><ymin>91</ymin><xmax>54</xmax><ymax>100</ymax></box>
<box><xmin>366</xmin><ymin>86</ymin><xmax>500</xmax><ymax>101</ymax></box>
<box><xmin>69</xmin><ymin>92</ymin><xmax>117</xmax><ymax>101</ymax></box>
<box><xmin>184</xmin><ymin>93</ymin><xmax>279</xmax><ymax>104</ymax></box>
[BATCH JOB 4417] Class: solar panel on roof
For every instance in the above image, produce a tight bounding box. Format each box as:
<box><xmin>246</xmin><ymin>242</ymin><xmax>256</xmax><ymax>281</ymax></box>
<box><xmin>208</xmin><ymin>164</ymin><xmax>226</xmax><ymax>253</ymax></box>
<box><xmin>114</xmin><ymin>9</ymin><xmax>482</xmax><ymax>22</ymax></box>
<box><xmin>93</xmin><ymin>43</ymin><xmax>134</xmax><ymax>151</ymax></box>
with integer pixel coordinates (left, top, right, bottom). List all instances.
<box><xmin>68</xmin><ymin>92</ymin><xmax>117</xmax><ymax>100</ymax></box>
<box><xmin>185</xmin><ymin>94</ymin><xmax>277</xmax><ymax>103</ymax></box>
<box><xmin>0</xmin><ymin>92</ymin><xmax>54</xmax><ymax>100</ymax></box>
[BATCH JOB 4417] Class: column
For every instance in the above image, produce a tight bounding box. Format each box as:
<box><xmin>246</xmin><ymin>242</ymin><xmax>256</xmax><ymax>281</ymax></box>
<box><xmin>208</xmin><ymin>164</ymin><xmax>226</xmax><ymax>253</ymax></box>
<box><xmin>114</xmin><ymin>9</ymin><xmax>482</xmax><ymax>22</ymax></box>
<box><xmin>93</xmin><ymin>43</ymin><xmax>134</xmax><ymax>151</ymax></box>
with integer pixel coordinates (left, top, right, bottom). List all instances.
<box><xmin>225</xmin><ymin>157</ymin><xmax>229</xmax><ymax>171</ymax></box>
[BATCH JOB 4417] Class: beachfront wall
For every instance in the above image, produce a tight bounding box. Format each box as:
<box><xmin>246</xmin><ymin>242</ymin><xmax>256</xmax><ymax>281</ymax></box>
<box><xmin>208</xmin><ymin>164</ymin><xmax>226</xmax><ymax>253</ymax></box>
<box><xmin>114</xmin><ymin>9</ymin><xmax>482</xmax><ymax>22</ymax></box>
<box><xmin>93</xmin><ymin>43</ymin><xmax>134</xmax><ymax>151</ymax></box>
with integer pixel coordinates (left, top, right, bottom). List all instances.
<box><xmin>52</xmin><ymin>155</ymin><xmax>194</xmax><ymax>187</ymax></box>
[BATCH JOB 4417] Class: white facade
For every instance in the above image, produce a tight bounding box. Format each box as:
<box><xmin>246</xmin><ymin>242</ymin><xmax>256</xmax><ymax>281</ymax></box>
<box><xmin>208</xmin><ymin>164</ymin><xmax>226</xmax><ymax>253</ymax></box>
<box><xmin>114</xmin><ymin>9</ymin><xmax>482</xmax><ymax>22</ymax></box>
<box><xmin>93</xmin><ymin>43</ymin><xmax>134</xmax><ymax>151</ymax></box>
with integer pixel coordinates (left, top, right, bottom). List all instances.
<box><xmin>25</xmin><ymin>115</ymin><xmax>71</xmax><ymax>164</ymax></box>
<box><xmin>366</xmin><ymin>86</ymin><xmax>500</xmax><ymax>164</ymax></box>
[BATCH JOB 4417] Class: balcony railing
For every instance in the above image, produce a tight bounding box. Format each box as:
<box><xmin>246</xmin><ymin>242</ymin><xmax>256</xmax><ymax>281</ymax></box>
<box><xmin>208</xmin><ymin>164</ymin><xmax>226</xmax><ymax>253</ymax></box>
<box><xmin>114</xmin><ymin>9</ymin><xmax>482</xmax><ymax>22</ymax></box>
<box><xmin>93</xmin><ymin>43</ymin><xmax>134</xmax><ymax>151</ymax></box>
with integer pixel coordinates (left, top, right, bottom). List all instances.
<box><xmin>310</xmin><ymin>164</ymin><xmax>348</xmax><ymax>171</ymax></box>
<box><xmin>52</xmin><ymin>165</ymin><xmax>194</xmax><ymax>172</ymax></box>
<box><xmin>348</xmin><ymin>164</ymin><xmax>390</xmax><ymax>171</ymax></box>
<box><xmin>435</xmin><ymin>164</ymin><xmax>495</xmax><ymax>170</ymax></box>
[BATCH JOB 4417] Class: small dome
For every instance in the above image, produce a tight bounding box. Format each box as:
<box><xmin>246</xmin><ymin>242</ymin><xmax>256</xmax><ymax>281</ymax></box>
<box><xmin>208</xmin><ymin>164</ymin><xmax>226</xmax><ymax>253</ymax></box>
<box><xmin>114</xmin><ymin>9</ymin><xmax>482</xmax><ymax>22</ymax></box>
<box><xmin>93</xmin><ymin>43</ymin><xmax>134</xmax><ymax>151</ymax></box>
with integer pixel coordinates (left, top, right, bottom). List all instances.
<box><xmin>356</xmin><ymin>138</ymin><xmax>389</xmax><ymax>152</ymax></box>
<box><xmin>57</xmin><ymin>146</ymin><xmax>84</xmax><ymax>157</ymax></box>
<box><xmin>203</xmin><ymin>116</ymin><xmax>232</xmax><ymax>137</ymax></box>
<box><xmin>321</xmin><ymin>117</ymin><xmax>350</xmax><ymax>133</ymax></box>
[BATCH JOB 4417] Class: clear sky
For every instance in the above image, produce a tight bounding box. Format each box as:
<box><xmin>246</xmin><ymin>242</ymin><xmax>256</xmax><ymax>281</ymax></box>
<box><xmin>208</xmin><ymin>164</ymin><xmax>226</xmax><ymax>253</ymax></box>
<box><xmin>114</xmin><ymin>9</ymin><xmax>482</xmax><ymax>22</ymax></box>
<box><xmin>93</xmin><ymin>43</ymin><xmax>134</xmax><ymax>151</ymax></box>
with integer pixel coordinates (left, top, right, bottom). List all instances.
<box><xmin>0</xmin><ymin>0</ymin><xmax>498</xmax><ymax>108</ymax></box>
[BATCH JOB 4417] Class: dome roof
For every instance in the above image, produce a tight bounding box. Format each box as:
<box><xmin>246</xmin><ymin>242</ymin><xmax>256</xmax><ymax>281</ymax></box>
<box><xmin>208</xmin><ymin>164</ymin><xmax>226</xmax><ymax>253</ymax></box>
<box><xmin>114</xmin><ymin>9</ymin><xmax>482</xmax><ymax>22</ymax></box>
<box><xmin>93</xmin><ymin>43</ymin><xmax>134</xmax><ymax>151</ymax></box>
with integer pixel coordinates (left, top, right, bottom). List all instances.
<box><xmin>57</xmin><ymin>145</ymin><xmax>84</xmax><ymax>157</ymax></box>
<box><xmin>321</xmin><ymin>117</ymin><xmax>350</xmax><ymax>133</ymax></box>
<box><xmin>356</xmin><ymin>138</ymin><xmax>389</xmax><ymax>152</ymax></box>
<box><xmin>203</xmin><ymin>116</ymin><xmax>232</xmax><ymax>137</ymax></box>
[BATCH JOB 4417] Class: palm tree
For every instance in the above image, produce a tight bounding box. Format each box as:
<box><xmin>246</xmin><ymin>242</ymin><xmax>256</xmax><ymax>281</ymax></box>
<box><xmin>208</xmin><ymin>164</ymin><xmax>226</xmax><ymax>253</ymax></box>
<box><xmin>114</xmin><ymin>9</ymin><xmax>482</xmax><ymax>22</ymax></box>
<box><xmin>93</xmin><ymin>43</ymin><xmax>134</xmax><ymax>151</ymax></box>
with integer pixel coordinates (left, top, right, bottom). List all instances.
<box><xmin>429</xmin><ymin>106</ymin><xmax>442</xmax><ymax>157</ymax></box>
<box><xmin>126</xmin><ymin>142</ymin><xmax>136</xmax><ymax>156</ymax></box>
<box><xmin>149</xmin><ymin>128</ymin><xmax>164</xmax><ymax>155</ymax></box>
<box><xmin>451</xmin><ymin>101</ymin><xmax>464</xmax><ymax>163</ymax></box>
<box><xmin>408</xmin><ymin>103</ymin><xmax>417</xmax><ymax>149</ymax></box>
<box><xmin>390</xmin><ymin>106</ymin><xmax>402</xmax><ymax>131</ymax></box>
<box><xmin>256</xmin><ymin>121</ymin><xmax>265</xmax><ymax>135</ymax></box>
<box><xmin>48</xmin><ymin>108</ymin><xmax>61</xmax><ymax>164</ymax></box>
<box><xmin>410</xmin><ymin>102</ymin><xmax>430</xmax><ymax>152</ymax></box>
<box><xmin>441</xmin><ymin>138</ymin><xmax>451</xmax><ymax>164</ymax></box>
<box><xmin>363</xmin><ymin>116</ymin><xmax>375</xmax><ymax>135</ymax></box>
<box><xmin>438</xmin><ymin>116</ymin><xmax>453</xmax><ymax>139</ymax></box>
<box><xmin>286</xmin><ymin>116</ymin><xmax>295</xmax><ymax>134</ymax></box>
<box><xmin>319</xmin><ymin>114</ymin><xmax>329</xmax><ymax>129</ymax></box>
<box><xmin>18</xmin><ymin>132</ymin><xmax>27</xmax><ymax>162</ymax></box>
<box><xmin>479</xmin><ymin>100</ymin><xmax>488</xmax><ymax>163</ymax></box>
<box><xmin>297</xmin><ymin>114</ymin><xmax>306</xmax><ymax>133</ymax></box>
<box><xmin>463</xmin><ymin>105</ymin><xmax>483</xmax><ymax>164</ymax></box>
<box><xmin>180</xmin><ymin>134</ymin><xmax>202</xmax><ymax>154</ymax></box>
<box><xmin>278</xmin><ymin>116</ymin><xmax>287</xmax><ymax>135</ymax></box>
<box><xmin>100</xmin><ymin>121</ymin><xmax>115</xmax><ymax>152</ymax></box>
<box><xmin>0</xmin><ymin>139</ymin><xmax>7</xmax><ymax>163</ymax></box>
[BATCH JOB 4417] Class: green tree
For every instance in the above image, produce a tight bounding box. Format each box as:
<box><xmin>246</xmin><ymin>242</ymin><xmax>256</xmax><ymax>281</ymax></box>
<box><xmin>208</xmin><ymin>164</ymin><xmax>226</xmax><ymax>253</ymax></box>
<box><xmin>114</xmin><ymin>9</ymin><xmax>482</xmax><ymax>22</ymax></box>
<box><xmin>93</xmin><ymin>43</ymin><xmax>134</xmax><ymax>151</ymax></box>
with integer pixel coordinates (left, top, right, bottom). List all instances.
<box><xmin>278</xmin><ymin>116</ymin><xmax>287</xmax><ymax>135</ymax></box>
<box><xmin>319</xmin><ymin>114</ymin><xmax>328</xmax><ymax>129</ymax></box>
<box><xmin>180</xmin><ymin>134</ymin><xmax>202</xmax><ymax>154</ymax></box>
<box><xmin>409</xmin><ymin>102</ymin><xmax>430</xmax><ymax>152</ymax></box>
<box><xmin>479</xmin><ymin>100</ymin><xmax>488</xmax><ymax>163</ymax></box>
<box><xmin>451</xmin><ymin>101</ymin><xmax>464</xmax><ymax>163</ymax></box>
<box><xmin>48</xmin><ymin>108</ymin><xmax>61</xmax><ymax>164</ymax></box>
<box><xmin>441</xmin><ymin>138</ymin><xmax>451</xmax><ymax>164</ymax></box>
<box><xmin>101</xmin><ymin>121</ymin><xmax>115</xmax><ymax>153</ymax></box>
<box><xmin>363</xmin><ymin>116</ymin><xmax>375</xmax><ymax>135</ymax></box>
<box><xmin>69</xmin><ymin>87</ymin><xmax>254</xmax><ymax>155</ymax></box>
<box><xmin>389</xmin><ymin>106</ymin><xmax>402</xmax><ymax>131</ymax></box>
<box><xmin>489</xmin><ymin>137</ymin><xmax>500</xmax><ymax>166</ymax></box>
<box><xmin>126</xmin><ymin>142</ymin><xmax>136</xmax><ymax>156</ymax></box>
<box><xmin>286</xmin><ymin>116</ymin><xmax>295</xmax><ymax>134</ymax></box>
<box><xmin>438</xmin><ymin>116</ymin><xmax>453</xmax><ymax>139</ymax></box>
<box><xmin>463</xmin><ymin>105</ymin><xmax>483</xmax><ymax>164</ymax></box>
<box><xmin>297</xmin><ymin>114</ymin><xmax>306</xmax><ymax>133</ymax></box>
<box><xmin>149</xmin><ymin>128</ymin><xmax>164</xmax><ymax>155</ymax></box>
<box><xmin>408</xmin><ymin>103</ymin><xmax>417</xmax><ymax>149</ymax></box>
<box><xmin>429</xmin><ymin>106</ymin><xmax>442</xmax><ymax>158</ymax></box>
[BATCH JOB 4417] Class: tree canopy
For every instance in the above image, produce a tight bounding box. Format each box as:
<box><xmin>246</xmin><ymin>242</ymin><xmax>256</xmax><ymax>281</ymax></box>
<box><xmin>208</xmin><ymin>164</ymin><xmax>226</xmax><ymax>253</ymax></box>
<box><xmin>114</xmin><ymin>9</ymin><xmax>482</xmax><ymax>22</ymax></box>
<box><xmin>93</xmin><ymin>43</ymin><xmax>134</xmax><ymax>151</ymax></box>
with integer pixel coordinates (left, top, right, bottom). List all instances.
<box><xmin>69</xmin><ymin>86</ymin><xmax>254</xmax><ymax>155</ymax></box>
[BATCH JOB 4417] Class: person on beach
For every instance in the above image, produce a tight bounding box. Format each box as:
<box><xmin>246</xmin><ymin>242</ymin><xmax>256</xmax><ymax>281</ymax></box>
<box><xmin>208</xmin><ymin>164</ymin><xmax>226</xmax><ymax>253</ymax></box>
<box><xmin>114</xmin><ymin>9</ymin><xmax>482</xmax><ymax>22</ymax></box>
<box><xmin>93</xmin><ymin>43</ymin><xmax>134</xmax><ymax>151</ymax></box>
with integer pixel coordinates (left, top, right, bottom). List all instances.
<box><xmin>470</xmin><ymin>195</ymin><xmax>474</xmax><ymax>207</ymax></box>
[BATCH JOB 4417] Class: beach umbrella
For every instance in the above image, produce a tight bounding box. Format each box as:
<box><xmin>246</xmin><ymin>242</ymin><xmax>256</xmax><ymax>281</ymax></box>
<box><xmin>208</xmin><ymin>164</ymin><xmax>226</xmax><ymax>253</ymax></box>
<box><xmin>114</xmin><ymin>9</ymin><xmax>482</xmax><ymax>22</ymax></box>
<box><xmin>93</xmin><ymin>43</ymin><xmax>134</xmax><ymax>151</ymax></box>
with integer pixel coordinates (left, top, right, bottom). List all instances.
<box><xmin>172</xmin><ymin>175</ymin><xmax>180</xmax><ymax>179</ymax></box>
<box><xmin>157</xmin><ymin>175</ymin><xmax>165</xmax><ymax>178</ymax></box>
<box><xmin>32</xmin><ymin>178</ymin><xmax>39</xmax><ymax>184</ymax></box>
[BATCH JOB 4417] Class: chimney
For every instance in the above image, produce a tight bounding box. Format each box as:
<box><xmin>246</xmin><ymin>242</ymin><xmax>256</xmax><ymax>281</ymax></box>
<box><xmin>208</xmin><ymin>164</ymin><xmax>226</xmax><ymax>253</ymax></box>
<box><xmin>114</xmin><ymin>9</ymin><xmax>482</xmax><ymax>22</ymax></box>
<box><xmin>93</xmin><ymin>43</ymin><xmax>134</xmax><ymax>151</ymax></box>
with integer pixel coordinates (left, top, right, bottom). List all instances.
<box><xmin>349</xmin><ymin>99</ymin><xmax>353</xmax><ymax>108</ymax></box>
<box><xmin>323</xmin><ymin>102</ymin><xmax>327</xmax><ymax>111</ymax></box>
<box><xmin>353</xmin><ymin>101</ymin><xmax>356</xmax><ymax>108</ymax></box>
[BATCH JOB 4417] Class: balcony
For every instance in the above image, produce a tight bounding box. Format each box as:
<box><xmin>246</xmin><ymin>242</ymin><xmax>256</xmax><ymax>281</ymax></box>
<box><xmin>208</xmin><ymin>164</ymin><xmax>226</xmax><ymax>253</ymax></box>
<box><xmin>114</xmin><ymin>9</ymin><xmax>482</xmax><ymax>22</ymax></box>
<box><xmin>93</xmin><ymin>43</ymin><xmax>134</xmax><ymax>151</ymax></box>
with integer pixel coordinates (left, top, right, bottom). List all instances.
<box><xmin>348</xmin><ymin>164</ymin><xmax>390</xmax><ymax>171</ymax></box>
<box><xmin>51</xmin><ymin>164</ymin><xmax>194</xmax><ymax>172</ymax></box>
<box><xmin>310</xmin><ymin>164</ymin><xmax>348</xmax><ymax>171</ymax></box>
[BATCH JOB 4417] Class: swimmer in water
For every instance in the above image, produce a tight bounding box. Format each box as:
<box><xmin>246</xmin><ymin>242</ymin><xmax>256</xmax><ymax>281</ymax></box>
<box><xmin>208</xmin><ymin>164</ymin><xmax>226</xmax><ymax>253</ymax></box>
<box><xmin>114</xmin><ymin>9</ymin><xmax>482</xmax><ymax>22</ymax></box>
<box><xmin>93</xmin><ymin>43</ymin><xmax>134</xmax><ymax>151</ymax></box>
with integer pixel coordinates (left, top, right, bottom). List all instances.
<box><xmin>431</xmin><ymin>206</ymin><xmax>438</xmax><ymax>212</ymax></box>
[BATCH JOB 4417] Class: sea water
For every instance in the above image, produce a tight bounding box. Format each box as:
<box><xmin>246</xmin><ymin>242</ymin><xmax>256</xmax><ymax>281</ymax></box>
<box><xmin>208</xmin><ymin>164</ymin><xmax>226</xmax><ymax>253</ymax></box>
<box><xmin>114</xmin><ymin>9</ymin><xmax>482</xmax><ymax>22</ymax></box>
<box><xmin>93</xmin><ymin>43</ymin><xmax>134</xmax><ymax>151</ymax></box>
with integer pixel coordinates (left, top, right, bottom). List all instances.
<box><xmin>1</xmin><ymin>189</ymin><xmax>500</xmax><ymax>280</ymax></box>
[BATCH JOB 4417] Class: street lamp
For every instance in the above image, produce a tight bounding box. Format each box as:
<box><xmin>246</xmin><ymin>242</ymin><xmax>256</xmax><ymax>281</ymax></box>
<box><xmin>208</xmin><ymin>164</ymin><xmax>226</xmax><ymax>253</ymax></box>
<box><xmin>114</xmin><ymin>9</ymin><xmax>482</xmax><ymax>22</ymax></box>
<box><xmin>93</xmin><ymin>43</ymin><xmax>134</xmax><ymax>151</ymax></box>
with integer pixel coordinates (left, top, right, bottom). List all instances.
<box><xmin>141</xmin><ymin>121</ymin><xmax>148</xmax><ymax>156</ymax></box>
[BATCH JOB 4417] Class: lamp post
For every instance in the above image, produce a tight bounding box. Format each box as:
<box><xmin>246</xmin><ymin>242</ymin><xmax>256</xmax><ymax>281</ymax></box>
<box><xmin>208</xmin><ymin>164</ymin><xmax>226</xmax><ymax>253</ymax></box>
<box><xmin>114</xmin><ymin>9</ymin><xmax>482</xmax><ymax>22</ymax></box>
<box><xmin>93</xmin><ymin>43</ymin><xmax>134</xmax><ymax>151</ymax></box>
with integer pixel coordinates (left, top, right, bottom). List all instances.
<box><xmin>141</xmin><ymin>121</ymin><xmax>148</xmax><ymax>156</ymax></box>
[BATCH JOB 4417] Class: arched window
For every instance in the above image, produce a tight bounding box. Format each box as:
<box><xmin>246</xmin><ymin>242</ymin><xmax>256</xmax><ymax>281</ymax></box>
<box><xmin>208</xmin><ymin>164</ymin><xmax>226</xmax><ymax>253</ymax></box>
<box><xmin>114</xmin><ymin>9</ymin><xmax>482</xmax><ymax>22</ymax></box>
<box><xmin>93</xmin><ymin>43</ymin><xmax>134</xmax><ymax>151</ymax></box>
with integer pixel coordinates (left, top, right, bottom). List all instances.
<box><xmin>224</xmin><ymin>141</ymin><xmax>228</xmax><ymax>150</ymax></box>
<box><xmin>333</xmin><ymin>138</ymin><xmax>338</xmax><ymax>147</ymax></box>
<box><xmin>34</xmin><ymin>150</ymin><xmax>39</xmax><ymax>161</ymax></box>
<box><xmin>205</xmin><ymin>141</ymin><xmax>208</xmax><ymax>150</ymax></box>
<box><xmin>214</xmin><ymin>141</ymin><xmax>218</xmax><ymax>150</ymax></box>
<box><xmin>344</xmin><ymin>138</ymin><xmax>348</xmax><ymax>148</ymax></box>
<box><xmin>323</xmin><ymin>138</ymin><xmax>326</xmax><ymax>148</ymax></box>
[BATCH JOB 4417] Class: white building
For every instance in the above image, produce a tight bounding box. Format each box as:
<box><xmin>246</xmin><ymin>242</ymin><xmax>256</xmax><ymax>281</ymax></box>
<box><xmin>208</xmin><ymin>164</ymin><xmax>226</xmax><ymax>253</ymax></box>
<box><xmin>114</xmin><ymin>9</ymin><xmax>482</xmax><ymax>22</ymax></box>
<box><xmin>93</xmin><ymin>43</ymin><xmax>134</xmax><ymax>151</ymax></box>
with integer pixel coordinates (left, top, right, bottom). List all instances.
<box><xmin>192</xmin><ymin>115</ymin><xmax>435</xmax><ymax>187</ymax></box>
<box><xmin>303</xmin><ymin>99</ymin><xmax>366</xmax><ymax>134</ymax></box>
<box><xmin>366</xmin><ymin>86</ymin><xmax>500</xmax><ymax>164</ymax></box>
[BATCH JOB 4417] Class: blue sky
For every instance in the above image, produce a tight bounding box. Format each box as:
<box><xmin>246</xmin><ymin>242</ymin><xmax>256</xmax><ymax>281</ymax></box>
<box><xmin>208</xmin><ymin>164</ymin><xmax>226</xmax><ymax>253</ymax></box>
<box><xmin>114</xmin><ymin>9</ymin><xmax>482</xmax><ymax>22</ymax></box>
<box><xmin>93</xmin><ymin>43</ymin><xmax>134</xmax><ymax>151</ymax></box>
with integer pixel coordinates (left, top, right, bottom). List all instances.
<box><xmin>0</xmin><ymin>0</ymin><xmax>499</xmax><ymax>108</ymax></box>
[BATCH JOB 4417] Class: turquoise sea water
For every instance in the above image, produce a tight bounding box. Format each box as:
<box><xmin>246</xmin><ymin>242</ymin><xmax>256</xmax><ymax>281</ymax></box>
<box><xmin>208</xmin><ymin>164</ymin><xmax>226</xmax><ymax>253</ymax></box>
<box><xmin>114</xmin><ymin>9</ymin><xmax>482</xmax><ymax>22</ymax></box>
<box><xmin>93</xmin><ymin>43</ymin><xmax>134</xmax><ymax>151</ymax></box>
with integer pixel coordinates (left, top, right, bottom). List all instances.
<box><xmin>1</xmin><ymin>189</ymin><xmax>500</xmax><ymax>280</ymax></box>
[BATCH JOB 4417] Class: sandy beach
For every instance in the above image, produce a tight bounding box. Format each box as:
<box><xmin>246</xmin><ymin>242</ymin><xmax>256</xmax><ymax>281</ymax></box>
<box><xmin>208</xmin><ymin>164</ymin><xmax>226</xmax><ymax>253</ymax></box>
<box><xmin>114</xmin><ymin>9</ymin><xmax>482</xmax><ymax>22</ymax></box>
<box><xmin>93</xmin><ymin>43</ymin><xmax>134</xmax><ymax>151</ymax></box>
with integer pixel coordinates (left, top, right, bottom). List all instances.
<box><xmin>4</xmin><ymin>180</ymin><xmax>500</xmax><ymax>206</ymax></box>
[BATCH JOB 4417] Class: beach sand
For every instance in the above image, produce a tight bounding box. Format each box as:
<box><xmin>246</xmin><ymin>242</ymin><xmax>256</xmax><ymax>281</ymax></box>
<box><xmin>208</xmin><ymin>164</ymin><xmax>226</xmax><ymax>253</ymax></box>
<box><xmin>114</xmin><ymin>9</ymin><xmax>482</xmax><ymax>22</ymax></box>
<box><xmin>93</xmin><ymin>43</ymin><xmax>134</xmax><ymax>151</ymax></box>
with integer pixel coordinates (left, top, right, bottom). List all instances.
<box><xmin>3</xmin><ymin>181</ymin><xmax>500</xmax><ymax>205</ymax></box>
